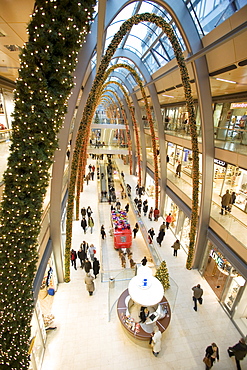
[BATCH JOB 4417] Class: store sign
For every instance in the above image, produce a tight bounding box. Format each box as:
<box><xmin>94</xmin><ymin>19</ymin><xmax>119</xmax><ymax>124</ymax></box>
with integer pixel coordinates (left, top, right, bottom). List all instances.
<box><xmin>230</xmin><ymin>102</ymin><xmax>247</xmax><ymax>109</ymax></box>
<box><xmin>210</xmin><ymin>249</ymin><xmax>224</xmax><ymax>269</ymax></box>
<box><xmin>214</xmin><ymin>159</ymin><xmax>226</xmax><ymax>167</ymax></box>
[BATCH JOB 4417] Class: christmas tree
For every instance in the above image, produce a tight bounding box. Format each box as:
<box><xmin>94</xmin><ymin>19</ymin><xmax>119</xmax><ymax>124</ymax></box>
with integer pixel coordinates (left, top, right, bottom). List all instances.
<box><xmin>155</xmin><ymin>260</ymin><xmax>170</xmax><ymax>290</ymax></box>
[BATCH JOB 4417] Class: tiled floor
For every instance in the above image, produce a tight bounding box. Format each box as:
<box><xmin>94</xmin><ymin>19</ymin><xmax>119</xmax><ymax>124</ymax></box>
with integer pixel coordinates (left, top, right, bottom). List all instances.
<box><xmin>41</xmin><ymin>158</ymin><xmax>246</xmax><ymax>370</ymax></box>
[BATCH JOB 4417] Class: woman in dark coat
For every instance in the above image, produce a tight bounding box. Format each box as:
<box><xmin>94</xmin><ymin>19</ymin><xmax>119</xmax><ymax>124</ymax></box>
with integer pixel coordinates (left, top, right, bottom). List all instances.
<box><xmin>204</xmin><ymin>343</ymin><xmax>219</xmax><ymax>370</ymax></box>
<box><xmin>93</xmin><ymin>257</ymin><xmax>100</xmax><ymax>278</ymax></box>
<box><xmin>81</xmin><ymin>217</ymin><xmax>87</xmax><ymax>234</ymax></box>
<box><xmin>101</xmin><ymin>225</ymin><xmax>106</xmax><ymax>239</ymax></box>
<box><xmin>156</xmin><ymin>229</ymin><xmax>165</xmax><ymax>246</ymax></box>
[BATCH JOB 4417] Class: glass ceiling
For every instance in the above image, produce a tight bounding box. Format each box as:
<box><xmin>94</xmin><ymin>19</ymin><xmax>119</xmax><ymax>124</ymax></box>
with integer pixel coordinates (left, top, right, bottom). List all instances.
<box><xmin>92</xmin><ymin>0</ymin><xmax>247</xmax><ymax>89</ymax></box>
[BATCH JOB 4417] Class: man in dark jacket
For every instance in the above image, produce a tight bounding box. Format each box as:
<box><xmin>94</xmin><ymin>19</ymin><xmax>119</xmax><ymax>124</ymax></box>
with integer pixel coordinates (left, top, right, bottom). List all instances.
<box><xmin>228</xmin><ymin>338</ymin><xmax>247</xmax><ymax>370</ymax></box>
<box><xmin>192</xmin><ymin>284</ymin><xmax>203</xmax><ymax>311</ymax></box>
<box><xmin>81</xmin><ymin>217</ymin><xmax>87</xmax><ymax>234</ymax></box>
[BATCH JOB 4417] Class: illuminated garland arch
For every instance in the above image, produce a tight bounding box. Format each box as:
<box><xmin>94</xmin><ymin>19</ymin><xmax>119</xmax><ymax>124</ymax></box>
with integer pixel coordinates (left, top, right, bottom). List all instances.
<box><xmin>101</xmin><ymin>88</ymin><xmax>133</xmax><ymax>174</ymax></box>
<box><xmin>65</xmin><ymin>12</ymin><xmax>199</xmax><ymax>282</ymax></box>
<box><xmin>103</xmin><ymin>63</ymin><xmax>159</xmax><ymax>208</ymax></box>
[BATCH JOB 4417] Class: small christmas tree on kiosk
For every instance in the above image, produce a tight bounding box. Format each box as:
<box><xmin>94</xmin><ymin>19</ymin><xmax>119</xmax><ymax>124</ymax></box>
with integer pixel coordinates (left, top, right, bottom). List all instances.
<box><xmin>155</xmin><ymin>260</ymin><xmax>170</xmax><ymax>291</ymax></box>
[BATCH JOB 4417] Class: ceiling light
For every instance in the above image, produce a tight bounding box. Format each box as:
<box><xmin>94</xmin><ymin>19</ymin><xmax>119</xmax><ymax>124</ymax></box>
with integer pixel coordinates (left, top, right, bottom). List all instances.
<box><xmin>162</xmin><ymin>94</ymin><xmax>174</xmax><ymax>98</ymax></box>
<box><xmin>216</xmin><ymin>78</ymin><xmax>236</xmax><ymax>84</ymax></box>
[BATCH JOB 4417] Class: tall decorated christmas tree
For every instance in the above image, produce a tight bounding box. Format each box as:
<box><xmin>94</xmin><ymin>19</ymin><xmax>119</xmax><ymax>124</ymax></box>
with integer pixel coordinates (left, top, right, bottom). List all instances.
<box><xmin>155</xmin><ymin>260</ymin><xmax>170</xmax><ymax>291</ymax></box>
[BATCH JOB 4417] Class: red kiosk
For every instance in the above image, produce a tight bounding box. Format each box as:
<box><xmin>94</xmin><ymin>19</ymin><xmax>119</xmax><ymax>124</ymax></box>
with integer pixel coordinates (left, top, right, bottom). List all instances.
<box><xmin>111</xmin><ymin>210</ymin><xmax>132</xmax><ymax>249</ymax></box>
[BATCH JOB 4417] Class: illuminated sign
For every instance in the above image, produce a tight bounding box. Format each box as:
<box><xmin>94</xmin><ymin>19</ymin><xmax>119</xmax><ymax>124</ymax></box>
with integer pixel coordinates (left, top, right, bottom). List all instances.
<box><xmin>230</xmin><ymin>102</ymin><xmax>247</xmax><ymax>109</ymax></box>
<box><xmin>214</xmin><ymin>159</ymin><xmax>226</xmax><ymax>167</ymax></box>
<box><xmin>210</xmin><ymin>249</ymin><xmax>224</xmax><ymax>269</ymax></box>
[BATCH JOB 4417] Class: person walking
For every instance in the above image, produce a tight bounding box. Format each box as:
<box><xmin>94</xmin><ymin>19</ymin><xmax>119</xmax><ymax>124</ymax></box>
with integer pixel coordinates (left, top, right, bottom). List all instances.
<box><xmin>228</xmin><ymin>338</ymin><xmax>247</xmax><ymax>370</ymax></box>
<box><xmin>148</xmin><ymin>207</ymin><xmax>153</xmax><ymax>221</ymax></box>
<box><xmin>93</xmin><ymin>257</ymin><xmax>100</xmax><ymax>279</ymax></box>
<box><xmin>156</xmin><ymin>229</ymin><xmax>165</xmax><ymax>247</ymax></box>
<box><xmin>175</xmin><ymin>161</ymin><xmax>181</xmax><ymax>177</ymax></box>
<box><xmin>82</xmin><ymin>241</ymin><xmax>88</xmax><ymax>254</ymax></box>
<box><xmin>81</xmin><ymin>217</ymin><xmax>87</xmax><ymax>234</ymax></box>
<box><xmin>87</xmin><ymin>206</ymin><xmax>93</xmax><ymax>218</ymax></box>
<box><xmin>137</xmin><ymin>199</ymin><xmax>142</xmax><ymax>214</ymax></box>
<box><xmin>133</xmin><ymin>225</ymin><xmax>138</xmax><ymax>239</ymax></box>
<box><xmin>151</xmin><ymin>325</ymin><xmax>162</xmax><ymax>357</ymax></box>
<box><xmin>101</xmin><ymin>225</ymin><xmax>106</xmax><ymax>239</ymax></box>
<box><xmin>77</xmin><ymin>246</ymin><xmax>85</xmax><ymax>268</ymax></box>
<box><xmin>88</xmin><ymin>216</ymin><xmax>94</xmax><ymax>234</ymax></box>
<box><xmin>221</xmin><ymin>189</ymin><xmax>231</xmax><ymax>215</ymax></box>
<box><xmin>204</xmin><ymin>343</ymin><xmax>219</xmax><ymax>370</ymax></box>
<box><xmin>81</xmin><ymin>207</ymin><xmax>86</xmax><ymax>218</ymax></box>
<box><xmin>141</xmin><ymin>256</ymin><xmax>148</xmax><ymax>266</ymax></box>
<box><xmin>159</xmin><ymin>222</ymin><xmax>166</xmax><ymax>232</ymax></box>
<box><xmin>84</xmin><ymin>258</ymin><xmax>92</xmax><ymax>273</ymax></box>
<box><xmin>143</xmin><ymin>202</ymin><xmax>148</xmax><ymax>216</ymax></box>
<box><xmin>88</xmin><ymin>244</ymin><xmax>96</xmax><ymax>261</ymax></box>
<box><xmin>171</xmin><ymin>239</ymin><xmax>180</xmax><ymax>256</ymax></box>
<box><xmin>165</xmin><ymin>213</ymin><xmax>172</xmax><ymax>229</ymax></box>
<box><xmin>153</xmin><ymin>208</ymin><xmax>160</xmax><ymax>221</ymax></box>
<box><xmin>84</xmin><ymin>272</ymin><xmax>95</xmax><ymax>296</ymax></box>
<box><xmin>192</xmin><ymin>284</ymin><xmax>203</xmax><ymax>311</ymax></box>
<box><xmin>70</xmin><ymin>249</ymin><xmax>77</xmax><ymax>270</ymax></box>
<box><xmin>148</xmin><ymin>227</ymin><xmax>155</xmax><ymax>240</ymax></box>
<box><xmin>125</xmin><ymin>203</ymin><xmax>129</xmax><ymax>213</ymax></box>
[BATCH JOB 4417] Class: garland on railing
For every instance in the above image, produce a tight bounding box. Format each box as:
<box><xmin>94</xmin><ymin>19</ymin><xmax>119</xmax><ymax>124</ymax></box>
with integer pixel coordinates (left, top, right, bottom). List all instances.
<box><xmin>0</xmin><ymin>1</ymin><xmax>95</xmax><ymax>367</ymax></box>
<box><xmin>65</xmin><ymin>12</ymin><xmax>199</xmax><ymax>281</ymax></box>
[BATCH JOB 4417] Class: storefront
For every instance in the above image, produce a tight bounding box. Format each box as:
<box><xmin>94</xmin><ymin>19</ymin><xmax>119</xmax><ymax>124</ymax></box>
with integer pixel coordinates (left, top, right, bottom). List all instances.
<box><xmin>214</xmin><ymin>101</ymin><xmax>247</xmax><ymax>144</ymax></box>
<box><xmin>214</xmin><ymin>159</ymin><xmax>247</xmax><ymax>213</ymax></box>
<box><xmin>146</xmin><ymin>173</ymin><xmax>156</xmax><ymax>199</ymax></box>
<box><xmin>163</xmin><ymin>194</ymin><xmax>191</xmax><ymax>254</ymax></box>
<box><xmin>29</xmin><ymin>255</ymin><xmax>58</xmax><ymax>370</ymax></box>
<box><xmin>166</xmin><ymin>142</ymin><xmax>202</xmax><ymax>181</ymax></box>
<box><xmin>199</xmin><ymin>241</ymin><xmax>247</xmax><ymax>336</ymax></box>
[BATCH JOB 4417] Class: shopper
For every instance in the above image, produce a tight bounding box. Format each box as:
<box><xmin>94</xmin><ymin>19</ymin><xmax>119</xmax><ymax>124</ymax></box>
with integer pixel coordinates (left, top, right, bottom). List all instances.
<box><xmin>101</xmin><ymin>225</ymin><xmax>106</xmax><ymax>239</ymax></box>
<box><xmin>148</xmin><ymin>207</ymin><xmax>153</xmax><ymax>221</ymax></box>
<box><xmin>159</xmin><ymin>222</ymin><xmax>166</xmax><ymax>232</ymax></box>
<box><xmin>228</xmin><ymin>338</ymin><xmax>247</xmax><ymax>370</ymax></box>
<box><xmin>88</xmin><ymin>244</ymin><xmax>96</xmax><ymax>261</ymax></box>
<box><xmin>81</xmin><ymin>217</ymin><xmax>87</xmax><ymax>234</ymax></box>
<box><xmin>192</xmin><ymin>284</ymin><xmax>203</xmax><ymax>311</ymax></box>
<box><xmin>125</xmin><ymin>203</ymin><xmax>129</xmax><ymax>213</ymax></box>
<box><xmin>228</xmin><ymin>191</ymin><xmax>236</xmax><ymax>213</ymax></box>
<box><xmin>148</xmin><ymin>227</ymin><xmax>155</xmax><ymax>240</ymax></box>
<box><xmin>84</xmin><ymin>272</ymin><xmax>95</xmax><ymax>296</ymax></box>
<box><xmin>156</xmin><ymin>229</ymin><xmax>165</xmax><ymax>247</ymax></box>
<box><xmin>77</xmin><ymin>246</ymin><xmax>85</xmax><ymax>268</ymax></box>
<box><xmin>81</xmin><ymin>207</ymin><xmax>86</xmax><ymax>217</ymax></box>
<box><xmin>81</xmin><ymin>241</ymin><xmax>88</xmax><ymax>254</ymax></box>
<box><xmin>153</xmin><ymin>208</ymin><xmax>160</xmax><ymax>221</ymax></box>
<box><xmin>133</xmin><ymin>226</ymin><xmax>138</xmax><ymax>239</ymax></box>
<box><xmin>88</xmin><ymin>216</ymin><xmax>94</xmax><ymax>234</ymax></box>
<box><xmin>221</xmin><ymin>189</ymin><xmax>231</xmax><ymax>215</ymax></box>
<box><xmin>204</xmin><ymin>343</ymin><xmax>219</xmax><ymax>370</ymax></box>
<box><xmin>171</xmin><ymin>239</ymin><xmax>180</xmax><ymax>256</ymax></box>
<box><xmin>143</xmin><ymin>202</ymin><xmax>148</xmax><ymax>216</ymax></box>
<box><xmin>87</xmin><ymin>206</ymin><xmax>93</xmax><ymax>218</ymax></box>
<box><xmin>151</xmin><ymin>325</ymin><xmax>162</xmax><ymax>357</ymax></box>
<box><xmin>84</xmin><ymin>258</ymin><xmax>92</xmax><ymax>273</ymax></box>
<box><xmin>175</xmin><ymin>161</ymin><xmax>181</xmax><ymax>177</ymax></box>
<box><xmin>141</xmin><ymin>256</ymin><xmax>147</xmax><ymax>266</ymax></box>
<box><xmin>137</xmin><ymin>199</ymin><xmax>142</xmax><ymax>214</ymax></box>
<box><xmin>93</xmin><ymin>257</ymin><xmax>100</xmax><ymax>279</ymax></box>
<box><xmin>70</xmin><ymin>249</ymin><xmax>77</xmax><ymax>270</ymax></box>
<box><xmin>165</xmin><ymin>213</ymin><xmax>172</xmax><ymax>229</ymax></box>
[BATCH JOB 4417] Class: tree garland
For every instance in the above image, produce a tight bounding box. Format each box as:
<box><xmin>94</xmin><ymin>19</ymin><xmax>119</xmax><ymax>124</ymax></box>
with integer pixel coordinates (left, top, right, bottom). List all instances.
<box><xmin>65</xmin><ymin>12</ymin><xmax>199</xmax><ymax>282</ymax></box>
<box><xmin>0</xmin><ymin>0</ymin><xmax>95</xmax><ymax>367</ymax></box>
